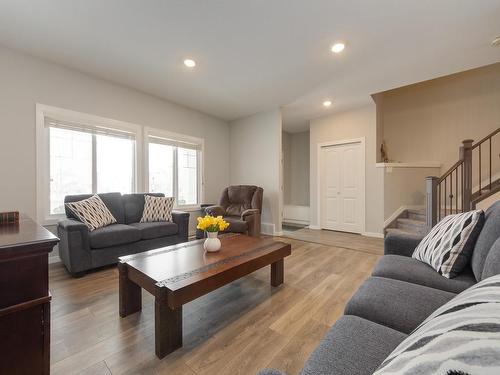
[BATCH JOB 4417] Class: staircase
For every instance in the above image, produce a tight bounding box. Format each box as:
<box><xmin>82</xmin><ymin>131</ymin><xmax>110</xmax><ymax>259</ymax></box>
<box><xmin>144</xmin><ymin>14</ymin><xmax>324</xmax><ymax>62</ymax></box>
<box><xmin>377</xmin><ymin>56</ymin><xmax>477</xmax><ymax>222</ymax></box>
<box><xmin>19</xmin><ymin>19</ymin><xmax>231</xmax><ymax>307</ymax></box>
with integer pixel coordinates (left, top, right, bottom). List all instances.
<box><xmin>426</xmin><ymin>127</ymin><xmax>500</xmax><ymax>231</ymax></box>
<box><xmin>385</xmin><ymin>208</ymin><xmax>427</xmax><ymax>237</ymax></box>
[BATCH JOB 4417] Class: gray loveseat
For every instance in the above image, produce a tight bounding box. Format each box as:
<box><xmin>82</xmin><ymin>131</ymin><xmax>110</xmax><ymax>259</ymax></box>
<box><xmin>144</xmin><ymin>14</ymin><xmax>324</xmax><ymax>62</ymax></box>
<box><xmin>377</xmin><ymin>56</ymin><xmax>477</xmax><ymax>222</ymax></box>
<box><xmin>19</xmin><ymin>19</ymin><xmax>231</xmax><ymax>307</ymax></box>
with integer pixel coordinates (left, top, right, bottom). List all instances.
<box><xmin>259</xmin><ymin>201</ymin><xmax>500</xmax><ymax>375</ymax></box>
<box><xmin>57</xmin><ymin>192</ymin><xmax>189</xmax><ymax>277</ymax></box>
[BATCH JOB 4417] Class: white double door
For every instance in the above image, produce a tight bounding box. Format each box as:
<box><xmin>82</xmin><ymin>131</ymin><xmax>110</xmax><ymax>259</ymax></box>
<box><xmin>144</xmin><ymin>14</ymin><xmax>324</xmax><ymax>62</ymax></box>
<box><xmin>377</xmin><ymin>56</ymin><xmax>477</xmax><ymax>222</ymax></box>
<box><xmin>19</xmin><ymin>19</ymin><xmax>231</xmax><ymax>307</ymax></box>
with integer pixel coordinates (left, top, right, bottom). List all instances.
<box><xmin>320</xmin><ymin>141</ymin><xmax>363</xmax><ymax>233</ymax></box>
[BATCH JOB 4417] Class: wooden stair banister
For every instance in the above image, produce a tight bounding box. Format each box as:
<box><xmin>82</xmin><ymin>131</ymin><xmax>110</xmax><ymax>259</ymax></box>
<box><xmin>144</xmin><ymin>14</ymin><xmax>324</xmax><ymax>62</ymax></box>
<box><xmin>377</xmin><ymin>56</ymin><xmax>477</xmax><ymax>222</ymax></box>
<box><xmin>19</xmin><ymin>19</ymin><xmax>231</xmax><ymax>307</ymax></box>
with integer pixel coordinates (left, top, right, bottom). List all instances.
<box><xmin>426</xmin><ymin>127</ymin><xmax>499</xmax><ymax>231</ymax></box>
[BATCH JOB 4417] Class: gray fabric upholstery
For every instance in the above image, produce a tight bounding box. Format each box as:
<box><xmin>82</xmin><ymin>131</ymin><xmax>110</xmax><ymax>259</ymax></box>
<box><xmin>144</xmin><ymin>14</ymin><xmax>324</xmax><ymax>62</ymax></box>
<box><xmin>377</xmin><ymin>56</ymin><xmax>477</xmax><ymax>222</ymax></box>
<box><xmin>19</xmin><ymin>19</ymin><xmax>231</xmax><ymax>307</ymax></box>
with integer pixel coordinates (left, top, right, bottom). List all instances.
<box><xmin>384</xmin><ymin>231</ymin><xmax>424</xmax><ymax>257</ymax></box>
<box><xmin>172</xmin><ymin>210</ymin><xmax>190</xmax><ymax>240</ymax></box>
<box><xmin>89</xmin><ymin>224</ymin><xmax>141</xmax><ymax>249</ymax></box>
<box><xmin>300</xmin><ymin>316</ymin><xmax>407</xmax><ymax>375</ymax></box>
<box><xmin>65</xmin><ymin>192</ymin><xmax>125</xmax><ymax>223</ymax></box>
<box><xmin>57</xmin><ymin>219</ymin><xmax>92</xmax><ymax>274</ymax></box>
<box><xmin>129</xmin><ymin>221</ymin><xmax>179</xmax><ymax>240</ymax></box>
<box><xmin>481</xmin><ymin>236</ymin><xmax>500</xmax><ymax>280</ymax></box>
<box><xmin>90</xmin><ymin>235</ymin><xmax>185</xmax><ymax>267</ymax></box>
<box><xmin>122</xmin><ymin>193</ymin><xmax>165</xmax><ymax>224</ymax></box>
<box><xmin>471</xmin><ymin>201</ymin><xmax>500</xmax><ymax>280</ymax></box>
<box><xmin>224</xmin><ymin>215</ymin><xmax>248</xmax><ymax>233</ymax></box>
<box><xmin>345</xmin><ymin>277</ymin><xmax>455</xmax><ymax>334</ymax></box>
<box><xmin>372</xmin><ymin>255</ymin><xmax>476</xmax><ymax>293</ymax></box>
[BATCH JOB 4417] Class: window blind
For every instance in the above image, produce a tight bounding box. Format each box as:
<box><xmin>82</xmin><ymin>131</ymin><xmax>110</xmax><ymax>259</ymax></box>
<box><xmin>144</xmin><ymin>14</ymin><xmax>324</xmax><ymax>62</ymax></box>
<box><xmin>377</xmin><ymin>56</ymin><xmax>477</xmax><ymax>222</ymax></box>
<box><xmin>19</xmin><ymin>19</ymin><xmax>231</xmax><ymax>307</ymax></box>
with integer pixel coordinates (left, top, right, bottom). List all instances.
<box><xmin>148</xmin><ymin>135</ymin><xmax>201</xmax><ymax>151</ymax></box>
<box><xmin>45</xmin><ymin>116</ymin><xmax>136</xmax><ymax>140</ymax></box>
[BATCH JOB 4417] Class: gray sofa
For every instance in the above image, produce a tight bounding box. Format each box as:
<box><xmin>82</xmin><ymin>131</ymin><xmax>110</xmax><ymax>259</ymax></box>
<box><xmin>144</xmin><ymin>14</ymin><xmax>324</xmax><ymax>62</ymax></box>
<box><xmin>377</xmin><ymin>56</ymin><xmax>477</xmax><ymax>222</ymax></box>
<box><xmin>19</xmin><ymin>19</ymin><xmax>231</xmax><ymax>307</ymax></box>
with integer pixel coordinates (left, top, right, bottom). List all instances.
<box><xmin>259</xmin><ymin>201</ymin><xmax>500</xmax><ymax>375</ymax></box>
<box><xmin>57</xmin><ymin>192</ymin><xmax>189</xmax><ymax>277</ymax></box>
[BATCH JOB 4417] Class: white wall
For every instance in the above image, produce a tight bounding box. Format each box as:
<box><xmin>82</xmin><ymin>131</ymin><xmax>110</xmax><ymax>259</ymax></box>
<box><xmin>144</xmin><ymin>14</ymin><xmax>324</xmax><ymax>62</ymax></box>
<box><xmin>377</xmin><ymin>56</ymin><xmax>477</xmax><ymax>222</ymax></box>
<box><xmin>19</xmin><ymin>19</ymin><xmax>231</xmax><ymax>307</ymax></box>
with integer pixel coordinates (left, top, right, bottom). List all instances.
<box><xmin>229</xmin><ymin>109</ymin><xmax>282</xmax><ymax>235</ymax></box>
<box><xmin>0</xmin><ymin>46</ymin><xmax>230</xmax><ymax>221</ymax></box>
<box><xmin>310</xmin><ymin>104</ymin><xmax>384</xmax><ymax>235</ymax></box>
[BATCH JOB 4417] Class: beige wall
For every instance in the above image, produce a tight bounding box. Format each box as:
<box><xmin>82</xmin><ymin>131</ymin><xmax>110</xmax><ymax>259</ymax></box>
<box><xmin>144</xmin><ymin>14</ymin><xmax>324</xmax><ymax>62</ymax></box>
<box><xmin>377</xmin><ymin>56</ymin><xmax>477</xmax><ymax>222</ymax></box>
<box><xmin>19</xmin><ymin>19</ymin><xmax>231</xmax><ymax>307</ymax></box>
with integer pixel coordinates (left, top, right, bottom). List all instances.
<box><xmin>229</xmin><ymin>109</ymin><xmax>282</xmax><ymax>234</ymax></box>
<box><xmin>0</xmin><ymin>46</ymin><xmax>230</xmax><ymax>221</ymax></box>
<box><xmin>377</xmin><ymin>63</ymin><xmax>500</xmax><ymax>172</ymax></box>
<box><xmin>310</xmin><ymin>104</ymin><xmax>384</xmax><ymax>235</ymax></box>
<box><xmin>383</xmin><ymin>166</ymin><xmax>441</xmax><ymax>220</ymax></box>
<box><xmin>283</xmin><ymin>130</ymin><xmax>309</xmax><ymax>206</ymax></box>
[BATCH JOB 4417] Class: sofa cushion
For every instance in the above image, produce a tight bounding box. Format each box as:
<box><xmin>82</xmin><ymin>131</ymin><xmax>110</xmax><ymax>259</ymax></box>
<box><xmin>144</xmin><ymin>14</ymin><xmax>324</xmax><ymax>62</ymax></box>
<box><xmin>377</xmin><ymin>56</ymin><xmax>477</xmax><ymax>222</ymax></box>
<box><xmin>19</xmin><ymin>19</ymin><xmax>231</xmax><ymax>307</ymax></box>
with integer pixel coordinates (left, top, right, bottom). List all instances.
<box><xmin>129</xmin><ymin>222</ymin><xmax>178</xmax><ymax>240</ymax></box>
<box><xmin>372</xmin><ymin>255</ymin><xmax>476</xmax><ymax>293</ymax></box>
<box><xmin>374</xmin><ymin>274</ymin><xmax>500</xmax><ymax>375</ymax></box>
<box><xmin>65</xmin><ymin>192</ymin><xmax>125</xmax><ymax>224</ymax></box>
<box><xmin>481</xmin><ymin>236</ymin><xmax>500</xmax><ymax>280</ymax></box>
<box><xmin>225</xmin><ymin>216</ymin><xmax>248</xmax><ymax>233</ymax></box>
<box><xmin>140</xmin><ymin>195</ymin><xmax>174</xmax><ymax>222</ymax></box>
<box><xmin>345</xmin><ymin>277</ymin><xmax>456</xmax><ymax>334</ymax></box>
<box><xmin>122</xmin><ymin>193</ymin><xmax>164</xmax><ymax>224</ymax></box>
<box><xmin>471</xmin><ymin>201</ymin><xmax>500</xmax><ymax>280</ymax></box>
<box><xmin>89</xmin><ymin>224</ymin><xmax>141</xmax><ymax>249</ymax></box>
<box><xmin>412</xmin><ymin>210</ymin><xmax>484</xmax><ymax>278</ymax></box>
<box><xmin>300</xmin><ymin>315</ymin><xmax>407</xmax><ymax>375</ymax></box>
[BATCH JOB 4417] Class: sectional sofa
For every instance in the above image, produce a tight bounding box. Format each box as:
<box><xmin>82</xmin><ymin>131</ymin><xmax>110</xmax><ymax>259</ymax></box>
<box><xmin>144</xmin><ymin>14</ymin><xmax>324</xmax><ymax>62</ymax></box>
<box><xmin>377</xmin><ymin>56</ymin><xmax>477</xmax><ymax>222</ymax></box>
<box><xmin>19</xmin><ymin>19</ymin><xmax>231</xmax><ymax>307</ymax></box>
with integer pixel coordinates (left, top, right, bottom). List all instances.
<box><xmin>57</xmin><ymin>192</ymin><xmax>189</xmax><ymax>276</ymax></box>
<box><xmin>259</xmin><ymin>201</ymin><xmax>500</xmax><ymax>375</ymax></box>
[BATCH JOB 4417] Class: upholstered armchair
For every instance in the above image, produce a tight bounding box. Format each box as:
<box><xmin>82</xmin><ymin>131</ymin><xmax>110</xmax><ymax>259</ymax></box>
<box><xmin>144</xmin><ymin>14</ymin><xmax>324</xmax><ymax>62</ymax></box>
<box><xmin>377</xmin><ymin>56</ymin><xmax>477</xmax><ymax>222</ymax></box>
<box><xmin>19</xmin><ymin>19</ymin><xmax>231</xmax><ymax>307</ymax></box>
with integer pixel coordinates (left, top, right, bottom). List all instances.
<box><xmin>205</xmin><ymin>185</ymin><xmax>263</xmax><ymax>237</ymax></box>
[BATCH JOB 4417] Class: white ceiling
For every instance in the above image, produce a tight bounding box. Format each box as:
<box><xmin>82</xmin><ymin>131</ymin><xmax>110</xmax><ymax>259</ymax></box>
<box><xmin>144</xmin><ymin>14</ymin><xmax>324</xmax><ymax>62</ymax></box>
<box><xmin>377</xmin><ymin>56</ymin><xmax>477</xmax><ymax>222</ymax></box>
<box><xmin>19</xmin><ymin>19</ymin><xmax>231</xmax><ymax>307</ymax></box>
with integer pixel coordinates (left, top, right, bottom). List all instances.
<box><xmin>0</xmin><ymin>1</ymin><xmax>499</xmax><ymax>132</ymax></box>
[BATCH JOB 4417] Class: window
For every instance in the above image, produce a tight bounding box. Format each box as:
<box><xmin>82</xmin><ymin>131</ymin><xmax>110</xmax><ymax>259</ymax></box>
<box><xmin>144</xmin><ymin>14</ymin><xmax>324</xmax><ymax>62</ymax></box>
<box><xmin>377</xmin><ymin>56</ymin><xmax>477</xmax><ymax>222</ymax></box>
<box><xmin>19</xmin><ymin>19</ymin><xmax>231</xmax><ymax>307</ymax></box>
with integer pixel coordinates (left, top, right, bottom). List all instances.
<box><xmin>147</xmin><ymin>131</ymin><xmax>202</xmax><ymax>207</ymax></box>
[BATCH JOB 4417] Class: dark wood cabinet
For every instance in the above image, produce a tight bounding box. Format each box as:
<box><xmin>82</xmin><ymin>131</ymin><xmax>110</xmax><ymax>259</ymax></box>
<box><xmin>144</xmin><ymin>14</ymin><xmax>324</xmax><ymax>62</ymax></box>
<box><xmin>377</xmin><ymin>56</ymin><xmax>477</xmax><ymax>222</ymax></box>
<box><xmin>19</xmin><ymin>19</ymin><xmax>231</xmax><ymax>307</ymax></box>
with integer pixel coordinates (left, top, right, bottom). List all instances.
<box><xmin>0</xmin><ymin>216</ymin><xmax>58</xmax><ymax>375</ymax></box>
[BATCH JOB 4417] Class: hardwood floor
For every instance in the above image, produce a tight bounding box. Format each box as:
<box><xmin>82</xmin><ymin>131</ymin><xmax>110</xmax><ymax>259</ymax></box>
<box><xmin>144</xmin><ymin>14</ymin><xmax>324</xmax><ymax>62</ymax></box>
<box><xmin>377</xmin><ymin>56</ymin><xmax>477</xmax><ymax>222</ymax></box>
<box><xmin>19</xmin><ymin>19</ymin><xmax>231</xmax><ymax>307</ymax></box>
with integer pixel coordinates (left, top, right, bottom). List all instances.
<box><xmin>281</xmin><ymin>228</ymin><xmax>384</xmax><ymax>256</ymax></box>
<box><xmin>49</xmin><ymin>236</ymin><xmax>382</xmax><ymax>375</ymax></box>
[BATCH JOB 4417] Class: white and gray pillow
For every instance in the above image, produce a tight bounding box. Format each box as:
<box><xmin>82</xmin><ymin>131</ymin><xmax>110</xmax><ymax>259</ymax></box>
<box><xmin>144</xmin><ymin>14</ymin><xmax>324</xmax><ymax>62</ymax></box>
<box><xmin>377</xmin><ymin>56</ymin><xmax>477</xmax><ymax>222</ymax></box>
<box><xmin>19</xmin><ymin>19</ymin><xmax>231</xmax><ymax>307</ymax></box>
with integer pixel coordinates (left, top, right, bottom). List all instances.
<box><xmin>374</xmin><ymin>273</ymin><xmax>500</xmax><ymax>374</ymax></box>
<box><xmin>140</xmin><ymin>195</ymin><xmax>174</xmax><ymax>222</ymax></box>
<box><xmin>413</xmin><ymin>210</ymin><xmax>485</xmax><ymax>278</ymax></box>
<box><xmin>65</xmin><ymin>195</ymin><xmax>116</xmax><ymax>231</ymax></box>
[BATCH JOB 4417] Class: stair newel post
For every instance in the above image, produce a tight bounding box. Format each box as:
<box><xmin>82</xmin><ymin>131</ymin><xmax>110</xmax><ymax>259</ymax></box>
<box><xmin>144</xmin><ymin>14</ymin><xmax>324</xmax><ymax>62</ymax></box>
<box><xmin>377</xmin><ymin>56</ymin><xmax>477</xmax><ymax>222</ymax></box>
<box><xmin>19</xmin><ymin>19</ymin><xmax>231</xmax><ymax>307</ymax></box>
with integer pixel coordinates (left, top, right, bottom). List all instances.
<box><xmin>426</xmin><ymin>176</ymin><xmax>438</xmax><ymax>232</ymax></box>
<box><xmin>461</xmin><ymin>139</ymin><xmax>474</xmax><ymax>212</ymax></box>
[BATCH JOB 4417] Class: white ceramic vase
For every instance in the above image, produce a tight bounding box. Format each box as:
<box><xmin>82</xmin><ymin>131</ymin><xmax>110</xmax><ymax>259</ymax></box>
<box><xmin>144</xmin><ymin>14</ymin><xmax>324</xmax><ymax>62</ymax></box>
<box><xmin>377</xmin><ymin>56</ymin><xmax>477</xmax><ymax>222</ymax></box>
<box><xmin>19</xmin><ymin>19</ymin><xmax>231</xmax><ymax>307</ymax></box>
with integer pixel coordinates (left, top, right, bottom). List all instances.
<box><xmin>204</xmin><ymin>231</ymin><xmax>221</xmax><ymax>252</ymax></box>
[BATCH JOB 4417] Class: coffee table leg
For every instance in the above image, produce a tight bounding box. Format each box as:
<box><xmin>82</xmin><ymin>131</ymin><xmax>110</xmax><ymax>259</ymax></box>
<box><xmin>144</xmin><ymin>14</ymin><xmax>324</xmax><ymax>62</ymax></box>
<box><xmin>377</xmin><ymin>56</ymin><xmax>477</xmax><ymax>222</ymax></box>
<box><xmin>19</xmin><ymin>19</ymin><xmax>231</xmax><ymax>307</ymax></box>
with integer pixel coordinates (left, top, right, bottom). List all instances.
<box><xmin>155</xmin><ymin>295</ymin><xmax>183</xmax><ymax>358</ymax></box>
<box><xmin>118</xmin><ymin>263</ymin><xmax>142</xmax><ymax>317</ymax></box>
<box><xmin>271</xmin><ymin>258</ymin><xmax>284</xmax><ymax>286</ymax></box>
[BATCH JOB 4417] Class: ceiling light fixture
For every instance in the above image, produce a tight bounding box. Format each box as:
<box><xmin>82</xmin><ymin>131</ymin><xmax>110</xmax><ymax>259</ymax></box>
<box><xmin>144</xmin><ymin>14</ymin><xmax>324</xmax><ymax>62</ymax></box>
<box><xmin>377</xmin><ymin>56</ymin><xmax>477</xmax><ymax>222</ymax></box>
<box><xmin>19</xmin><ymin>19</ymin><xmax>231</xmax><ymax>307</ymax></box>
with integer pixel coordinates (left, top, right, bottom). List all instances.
<box><xmin>331</xmin><ymin>42</ymin><xmax>345</xmax><ymax>53</ymax></box>
<box><xmin>323</xmin><ymin>100</ymin><xmax>332</xmax><ymax>107</ymax></box>
<box><xmin>492</xmin><ymin>36</ymin><xmax>500</xmax><ymax>47</ymax></box>
<box><xmin>183</xmin><ymin>58</ymin><xmax>196</xmax><ymax>68</ymax></box>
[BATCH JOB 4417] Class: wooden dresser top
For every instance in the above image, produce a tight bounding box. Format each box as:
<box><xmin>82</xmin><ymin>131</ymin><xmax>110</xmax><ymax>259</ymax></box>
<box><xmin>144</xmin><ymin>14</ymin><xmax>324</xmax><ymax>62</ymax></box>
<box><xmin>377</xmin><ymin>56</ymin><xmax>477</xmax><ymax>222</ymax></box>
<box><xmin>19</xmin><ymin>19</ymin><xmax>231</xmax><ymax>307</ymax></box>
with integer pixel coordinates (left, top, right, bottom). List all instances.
<box><xmin>0</xmin><ymin>216</ymin><xmax>59</xmax><ymax>254</ymax></box>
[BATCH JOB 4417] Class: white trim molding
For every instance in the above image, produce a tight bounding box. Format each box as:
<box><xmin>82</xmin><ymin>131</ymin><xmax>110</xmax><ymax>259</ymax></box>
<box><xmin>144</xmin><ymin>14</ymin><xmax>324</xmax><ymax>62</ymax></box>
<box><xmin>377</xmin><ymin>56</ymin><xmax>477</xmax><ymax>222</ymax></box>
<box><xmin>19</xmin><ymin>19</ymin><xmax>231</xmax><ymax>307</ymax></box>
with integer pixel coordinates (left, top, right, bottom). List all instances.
<box><xmin>316</xmin><ymin>137</ymin><xmax>366</xmax><ymax>234</ymax></box>
<box><xmin>362</xmin><ymin>231</ymin><xmax>384</xmax><ymax>239</ymax></box>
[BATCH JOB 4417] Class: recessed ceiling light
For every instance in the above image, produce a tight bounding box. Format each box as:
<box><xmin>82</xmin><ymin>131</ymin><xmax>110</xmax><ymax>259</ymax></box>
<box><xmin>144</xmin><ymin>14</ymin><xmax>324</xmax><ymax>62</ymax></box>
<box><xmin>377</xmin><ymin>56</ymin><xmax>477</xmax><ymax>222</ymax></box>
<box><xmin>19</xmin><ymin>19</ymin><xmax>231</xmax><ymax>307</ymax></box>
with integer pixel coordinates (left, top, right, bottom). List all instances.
<box><xmin>331</xmin><ymin>42</ymin><xmax>345</xmax><ymax>53</ymax></box>
<box><xmin>183</xmin><ymin>58</ymin><xmax>196</xmax><ymax>68</ymax></box>
<box><xmin>323</xmin><ymin>100</ymin><xmax>332</xmax><ymax>107</ymax></box>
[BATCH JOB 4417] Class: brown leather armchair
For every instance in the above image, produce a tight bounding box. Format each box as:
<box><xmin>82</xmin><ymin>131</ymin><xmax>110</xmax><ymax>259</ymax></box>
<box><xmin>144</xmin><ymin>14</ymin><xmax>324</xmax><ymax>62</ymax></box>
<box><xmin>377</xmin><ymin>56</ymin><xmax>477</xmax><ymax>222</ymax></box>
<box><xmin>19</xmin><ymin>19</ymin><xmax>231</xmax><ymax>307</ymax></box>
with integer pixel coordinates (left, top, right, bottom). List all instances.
<box><xmin>205</xmin><ymin>185</ymin><xmax>263</xmax><ymax>237</ymax></box>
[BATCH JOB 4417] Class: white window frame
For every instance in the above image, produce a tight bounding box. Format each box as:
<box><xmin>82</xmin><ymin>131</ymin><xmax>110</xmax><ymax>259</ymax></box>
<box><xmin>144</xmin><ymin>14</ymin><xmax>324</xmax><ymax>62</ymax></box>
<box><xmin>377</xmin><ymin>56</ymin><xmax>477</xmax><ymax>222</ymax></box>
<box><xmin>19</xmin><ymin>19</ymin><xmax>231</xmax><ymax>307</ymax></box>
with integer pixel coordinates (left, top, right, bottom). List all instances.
<box><xmin>144</xmin><ymin>127</ymin><xmax>204</xmax><ymax>211</ymax></box>
<box><xmin>36</xmin><ymin>104</ymin><xmax>143</xmax><ymax>225</ymax></box>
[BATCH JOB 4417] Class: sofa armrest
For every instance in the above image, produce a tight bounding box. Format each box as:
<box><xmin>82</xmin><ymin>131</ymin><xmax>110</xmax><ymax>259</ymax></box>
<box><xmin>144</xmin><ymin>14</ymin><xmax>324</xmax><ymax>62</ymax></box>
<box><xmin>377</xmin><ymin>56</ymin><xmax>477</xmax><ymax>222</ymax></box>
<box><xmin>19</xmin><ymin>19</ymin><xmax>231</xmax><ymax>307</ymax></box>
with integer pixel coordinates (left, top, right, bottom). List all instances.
<box><xmin>57</xmin><ymin>219</ymin><xmax>92</xmax><ymax>275</ymax></box>
<box><xmin>256</xmin><ymin>369</ymin><xmax>288</xmax><ymax>375</ymax></box>
<box><xmin>205</xmin><ymin>205</ymin><xmax>226</xmax><ymax>217</ymax></box>
<box><xmin>172</xmin><ymin>210</ymin><xmax>189</xmax><ymax>241</ymax></box>
<box><xmin>241</xmin><ymin>208</ymin><xmax>259</xmax><ymax>219</ymax></box>
<box><xmin>384</xmin><ymin>232</ymin><xmax>424</xmax><ymax>257</ymax></box>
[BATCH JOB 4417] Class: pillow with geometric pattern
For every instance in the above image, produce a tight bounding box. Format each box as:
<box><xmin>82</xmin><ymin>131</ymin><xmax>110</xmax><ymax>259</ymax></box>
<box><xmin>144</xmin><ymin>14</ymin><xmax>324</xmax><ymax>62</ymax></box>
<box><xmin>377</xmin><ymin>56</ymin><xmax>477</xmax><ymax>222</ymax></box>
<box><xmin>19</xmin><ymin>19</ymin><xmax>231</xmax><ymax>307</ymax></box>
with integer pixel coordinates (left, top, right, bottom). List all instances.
<box><xmin>412</xmin><ymin>210</ymin><xmax>484</xmax><ymax>278</ymax></box>
<box><xmin>374</xmin><ymin>273</ymin><xmax>500</xmax><ymax>375</ymax></box>
<box><xmin>140</xmin><ymin>195</ymin><xmax>174</xmax><ymax>222</ymax></box>
<box><xmin>65</xmin><ymin>194</ymin><xmax>117</xmax><ymax>231</ymax></box>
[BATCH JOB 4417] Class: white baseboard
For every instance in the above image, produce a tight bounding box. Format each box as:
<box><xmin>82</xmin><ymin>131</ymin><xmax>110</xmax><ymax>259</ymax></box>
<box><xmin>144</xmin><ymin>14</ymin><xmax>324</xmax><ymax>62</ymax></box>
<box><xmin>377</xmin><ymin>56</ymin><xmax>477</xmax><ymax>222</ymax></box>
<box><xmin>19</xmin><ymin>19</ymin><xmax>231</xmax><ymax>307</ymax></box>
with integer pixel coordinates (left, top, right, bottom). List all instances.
<box><xmin>308</xmin><ymin>225</ymin><xmax>321</xmax><ymax>230</ymax></box>
<box><xmin>362</xmin><ymin>231</ymin><xmax>384</xmax><ymax>239</ymax></box>
<box><xmin>49</xmin><ymin>255</ymin><xmax>61</xmax><ymax>264</ymax></box>
<box><xmin>283</xmin><ymin>205</ymin><xmax>310</xmax><ymax>225</ymax></box>
<box><xmin>261</xmin><ymin>222</ymin><xmax>275</xmax><ymax>236</ymax></box>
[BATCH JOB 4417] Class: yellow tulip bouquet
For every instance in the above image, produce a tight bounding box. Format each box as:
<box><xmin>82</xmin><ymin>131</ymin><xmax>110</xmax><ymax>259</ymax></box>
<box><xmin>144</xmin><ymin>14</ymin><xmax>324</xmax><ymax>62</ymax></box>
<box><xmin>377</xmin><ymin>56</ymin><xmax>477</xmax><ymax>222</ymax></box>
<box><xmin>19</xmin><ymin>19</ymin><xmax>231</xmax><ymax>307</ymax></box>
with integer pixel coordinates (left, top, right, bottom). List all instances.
<box><xmin>197</xmin><ymin>215</ymin><xmax>230</xmax><ymax>233</ymax></box>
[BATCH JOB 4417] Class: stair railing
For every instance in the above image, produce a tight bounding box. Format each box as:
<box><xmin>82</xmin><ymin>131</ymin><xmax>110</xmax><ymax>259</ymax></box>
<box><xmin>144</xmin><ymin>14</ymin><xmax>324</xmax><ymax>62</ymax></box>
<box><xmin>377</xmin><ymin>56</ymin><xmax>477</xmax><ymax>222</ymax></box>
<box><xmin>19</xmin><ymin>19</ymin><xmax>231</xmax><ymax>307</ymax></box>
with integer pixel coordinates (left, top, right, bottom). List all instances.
<box><xmin>426</xmin><ymin>127</ymin><xmax>499</xmax><ymax>231</ymax></box>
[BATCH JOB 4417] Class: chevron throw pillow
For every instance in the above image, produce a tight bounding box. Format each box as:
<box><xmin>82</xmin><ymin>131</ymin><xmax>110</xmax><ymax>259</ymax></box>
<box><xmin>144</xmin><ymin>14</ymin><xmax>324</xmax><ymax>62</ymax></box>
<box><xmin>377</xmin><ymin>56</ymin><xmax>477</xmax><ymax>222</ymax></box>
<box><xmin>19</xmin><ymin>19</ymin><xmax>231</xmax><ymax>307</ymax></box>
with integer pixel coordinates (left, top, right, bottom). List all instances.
<box><xmin>140</xmin><ymin>195</ymin><xmax>174</xmax><ymax>222</ymax></box>
<box><xmin>412</xmin><ymin>209</ymin><xmax>484</xmax><ymax>278</ymax></box>
<box><xmin>65</xmin><ymin>195</ymin><xmax>117</xmax><ymax>231</ymax></box>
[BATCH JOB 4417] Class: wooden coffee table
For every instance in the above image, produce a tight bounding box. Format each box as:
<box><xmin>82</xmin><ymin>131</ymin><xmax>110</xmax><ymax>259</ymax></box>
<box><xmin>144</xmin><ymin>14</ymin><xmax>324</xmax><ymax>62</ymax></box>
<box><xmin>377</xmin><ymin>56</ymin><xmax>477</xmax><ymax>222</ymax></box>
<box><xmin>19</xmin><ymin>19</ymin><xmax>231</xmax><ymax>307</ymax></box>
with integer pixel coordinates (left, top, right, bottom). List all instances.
<box><xmin>118</xmin><ymin>235</ymin><xmax>291</xmax><ymax>358</ymax></box>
